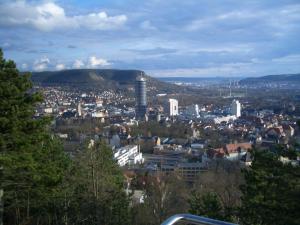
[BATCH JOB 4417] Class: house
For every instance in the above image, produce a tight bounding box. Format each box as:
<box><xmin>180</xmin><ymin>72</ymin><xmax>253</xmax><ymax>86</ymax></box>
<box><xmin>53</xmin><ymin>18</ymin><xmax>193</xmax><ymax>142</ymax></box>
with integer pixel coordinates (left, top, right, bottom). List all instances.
<box><xmin>266</xmin><ymin>126</ymin><xmax>285</xmax><ymax>139</ymax></box>
<box><xmin>204</xmin><ymin>142</ymin><xmax>252</xmax><ymax>161</ymax></box>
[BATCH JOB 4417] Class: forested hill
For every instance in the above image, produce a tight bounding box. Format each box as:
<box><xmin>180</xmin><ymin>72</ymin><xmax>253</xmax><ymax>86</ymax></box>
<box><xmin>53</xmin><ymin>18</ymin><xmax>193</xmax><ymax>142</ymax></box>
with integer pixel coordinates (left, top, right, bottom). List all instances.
<box><xmin>30</xmin><ymin>69</ymin><xmax>176</xmax><ymax>92</ymax></box>
<box><xmin>240</xmin><ymin>73</ymin><xmax>300</xmax><ymax>85</ymax></box>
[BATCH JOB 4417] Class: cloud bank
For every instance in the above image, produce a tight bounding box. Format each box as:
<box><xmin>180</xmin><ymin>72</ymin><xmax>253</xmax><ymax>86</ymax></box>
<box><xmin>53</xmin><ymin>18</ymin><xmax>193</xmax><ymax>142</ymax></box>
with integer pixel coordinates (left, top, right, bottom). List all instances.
<box><xmin>0</xmin><ymin>1</ymin><xmax>127</xmax><ymax>31</ymax></box>
<box><xmin>1</xmin><ymin>0</ymin><xmax>299</xmax><ymax>76</ymax></box>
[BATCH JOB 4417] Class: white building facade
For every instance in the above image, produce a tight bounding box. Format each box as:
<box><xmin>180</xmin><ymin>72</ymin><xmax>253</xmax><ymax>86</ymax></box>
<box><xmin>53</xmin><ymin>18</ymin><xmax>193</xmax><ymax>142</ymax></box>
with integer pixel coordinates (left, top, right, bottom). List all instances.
<box><xmin>113</xmin><ymin>145</ymin><xmax>144</xmax><ymax>167</ymax></box>
<box><xmin>166</xmin><ymin>98</ymin><xmax>179</xmax><ymax>116</ymax></box>
<box><xmin>231</xmin><ymin>100</ymin><xmax>241</xmax><ymax>117</ymax></box>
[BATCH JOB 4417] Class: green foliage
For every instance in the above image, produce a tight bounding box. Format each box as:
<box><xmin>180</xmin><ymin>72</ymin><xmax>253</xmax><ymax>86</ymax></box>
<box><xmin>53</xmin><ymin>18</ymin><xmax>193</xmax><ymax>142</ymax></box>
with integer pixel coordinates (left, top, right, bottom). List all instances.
<box><xmin>189</xmin><ymin>192</ymin><xmax>224</xmax><ymax>220</ymax></box>
<box><xmin>0</xmin><ymin>49</ymin><xmax>131</xmax><ymax>225</ymax></box>
<box><xmin>275</xmin><ymin>145</ymin><xmax>298</xmax><ymax>160</ymax></box>
<box><xmin>64</xmin><ymin>141</ymin><xmax>131</xmax><ymax>225</ymax></box>
<box><xmin>239</xmin><ymin>149</ymin><xmax>300</xmax><ymax>225</ymax></box>
<box><xmin>0</xmin><ymin>49</ymin><xmax>70</xmax><ymax>225</ymax></box>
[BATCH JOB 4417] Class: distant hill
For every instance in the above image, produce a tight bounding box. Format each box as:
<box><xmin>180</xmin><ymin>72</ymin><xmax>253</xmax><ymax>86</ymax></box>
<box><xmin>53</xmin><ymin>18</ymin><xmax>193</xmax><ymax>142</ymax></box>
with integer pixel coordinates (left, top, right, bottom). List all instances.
<box><xmin>240</xmin><ymin>74</ymin><xmax>300</xmax><ymax>85</ymax></box>
<box><xmin>31</xmin><ymin>69</ymin><xmax>176</xmax><ymax>92</ymax></box>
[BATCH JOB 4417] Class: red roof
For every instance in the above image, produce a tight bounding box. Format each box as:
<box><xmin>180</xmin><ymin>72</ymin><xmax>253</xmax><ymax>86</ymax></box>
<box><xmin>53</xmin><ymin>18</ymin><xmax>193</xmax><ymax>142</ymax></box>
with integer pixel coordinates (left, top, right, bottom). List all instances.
<box><xmin>211</xmin><ymin>142</ymin><xmax>252</xmax><ymax>158</ymax></box>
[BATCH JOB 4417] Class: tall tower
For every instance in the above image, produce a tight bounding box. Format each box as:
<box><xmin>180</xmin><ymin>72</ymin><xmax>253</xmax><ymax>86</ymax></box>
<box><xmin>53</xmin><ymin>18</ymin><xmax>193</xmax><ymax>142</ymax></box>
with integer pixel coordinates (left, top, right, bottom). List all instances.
<box><xmin>231</xmin><ymin>99</ymin><xmax>241</xmax><ymax>117</ymax></box>
<box><xmin>135</xmin><ymin>76</ymin><xmax>147</xmax><ymax>119</ymax></box>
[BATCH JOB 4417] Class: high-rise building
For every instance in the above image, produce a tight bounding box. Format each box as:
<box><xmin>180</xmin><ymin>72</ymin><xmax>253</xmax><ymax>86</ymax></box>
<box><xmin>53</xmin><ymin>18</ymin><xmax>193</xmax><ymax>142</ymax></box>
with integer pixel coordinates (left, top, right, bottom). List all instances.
<box><xmin>77</xmin><ymin>101</ymin><xmax>82</xmax><ymax>117</ymax></box>
<box><xmin>231</xmin><ymin>99</ymin><xmax>241</xmax><ymax>117</ymax></box>
<box><xmin>185</xmin><ymin>104</ymin><xmax>199</xmax><ymax>117</ymax></box>
<box><xmin>166</xmin><ymin>98</ymin><xmax>178</xmax><ymax>116</ymax></box>
<box><xmin>135</xmin><ymin>76</ymin><xmax>147</xmax><ymax>119</ymax></box>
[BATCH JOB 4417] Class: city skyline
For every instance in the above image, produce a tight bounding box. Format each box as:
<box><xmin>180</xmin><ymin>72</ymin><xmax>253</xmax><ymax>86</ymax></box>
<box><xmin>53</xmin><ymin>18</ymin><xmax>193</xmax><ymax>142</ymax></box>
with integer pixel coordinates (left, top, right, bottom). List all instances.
<box><xmin>1</xmin><ymin>0</ymin><xmax>300</xmax><ymax>77</ymax></box>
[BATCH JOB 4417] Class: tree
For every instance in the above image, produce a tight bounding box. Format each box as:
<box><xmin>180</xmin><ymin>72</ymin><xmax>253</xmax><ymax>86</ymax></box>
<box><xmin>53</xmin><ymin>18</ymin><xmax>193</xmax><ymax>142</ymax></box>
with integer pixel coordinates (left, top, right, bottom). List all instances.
<box><xmin>0</xmin><ymin>49</ymin><xmax>70</xmax><ymax>225</ymax></box>
<box><xmin>189</xmin><ymin>192</ymin><xmax>224</xmax><ymax>220</ymax></box>
<box><xmin>65</xmin><ymin>140</ymin><xmax>131</xmax><ymax>225</ymax></box>
<box><xmin>133</xmin><ymin>173</ymin><xmax>188</xmax><ymax>225</ymax></box>
<box><xmin>190</xmin><ymin>160</ymin><xmax>242</xmax><ymax>222</ymax></box>
<box><xmin>239</xmin><ymin>149</ymin><xmax>300</xmax><ymax>225</ymax></box>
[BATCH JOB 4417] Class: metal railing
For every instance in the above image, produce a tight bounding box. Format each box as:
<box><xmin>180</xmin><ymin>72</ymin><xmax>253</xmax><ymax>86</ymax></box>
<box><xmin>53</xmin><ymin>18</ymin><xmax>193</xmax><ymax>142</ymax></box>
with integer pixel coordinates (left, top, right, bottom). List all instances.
<box><xmin>161</xmin><ymin>214</ymin><xmax>238</xmax><ymax>225</ymax></box>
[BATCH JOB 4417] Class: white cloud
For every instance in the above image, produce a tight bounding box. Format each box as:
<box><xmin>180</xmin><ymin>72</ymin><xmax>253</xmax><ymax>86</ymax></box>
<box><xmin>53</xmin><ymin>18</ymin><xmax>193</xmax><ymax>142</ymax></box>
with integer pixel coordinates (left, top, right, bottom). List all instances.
<box><xmin>0</xmin><ymin>1</ymin><xmax>127</xmax><ymax>31</ymax></box>
<box><xmin>88</xmin><ymin>56</ymin><xmax>111</xmax><ymax>68</ymax></box>
<box><xmin>55</xmin><ymin>63</ymin><xmax>65</xmax><ymax>70</ymax></box>
<box><xmin>72</xmin><ymin>59</ymin><xmax>85</xmax><ymax>69</ymax></box>
<box><xmin>76</xmin><ymin>12</ymin><xmax>127</xmax><ymax>30</ymax></box>
<box><xmin>32</xmin><ymin>56</ymin><xmax>111</xmax><ymax>71</ymax></box>
<box><xmin>216</xmin><ymin>11</ymin><xmax>257</xmax><ymax>20</ymax></box>
<box><xmin>33</xmin><ymin>57</ymin><xmax>50</xmax><ymax>71</ymax></box>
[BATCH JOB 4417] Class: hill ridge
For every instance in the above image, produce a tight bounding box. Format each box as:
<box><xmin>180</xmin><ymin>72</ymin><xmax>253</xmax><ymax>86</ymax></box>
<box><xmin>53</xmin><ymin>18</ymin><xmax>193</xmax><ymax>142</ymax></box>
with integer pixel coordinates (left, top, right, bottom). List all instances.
<box><xmin>30</xmin><ymin>68</ymin><xmax>175</xmax><ymax>92</ymax></box>
<box><xmin>240</xmin><ymin>73</ymin><xmax>300</xmax><ymax>84</ymax></box>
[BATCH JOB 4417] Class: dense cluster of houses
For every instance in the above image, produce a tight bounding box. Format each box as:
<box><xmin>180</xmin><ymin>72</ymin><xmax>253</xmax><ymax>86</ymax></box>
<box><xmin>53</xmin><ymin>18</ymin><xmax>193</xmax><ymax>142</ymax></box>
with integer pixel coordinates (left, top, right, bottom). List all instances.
<box><xmin>37</xmin><ymin>86</ymin><xmax>299</xmax><ymax>183</ymax></box>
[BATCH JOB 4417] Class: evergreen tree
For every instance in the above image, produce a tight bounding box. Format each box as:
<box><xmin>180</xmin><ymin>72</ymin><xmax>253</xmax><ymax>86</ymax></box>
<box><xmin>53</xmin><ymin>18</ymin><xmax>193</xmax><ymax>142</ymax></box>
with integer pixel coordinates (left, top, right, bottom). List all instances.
<box><xmin>66</xmin><ymin>140</ymin><xmax>130</xmax><ymax>225</ymax></box>
<box><xmin>239</xmin><ymin>149</ymin><xmax>300</xmax><ymax>225</ymax></box>
<box><xmin>0</xmin><ymin>49</ymin><xmax>70</xmax><ymax>225</ymax></box>
<box><xmin>189</xmin><ymin>192</ymin><xmax>224</xmax><ymax>220</ymax></box>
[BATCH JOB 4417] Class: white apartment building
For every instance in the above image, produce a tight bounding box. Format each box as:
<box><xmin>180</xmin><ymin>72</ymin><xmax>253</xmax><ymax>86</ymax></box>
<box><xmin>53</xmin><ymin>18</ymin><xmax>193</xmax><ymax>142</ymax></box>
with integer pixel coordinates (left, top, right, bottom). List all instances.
<box><xmin>113</xmin><ymin>145</ymin><xmax>144</xmax><ymax>167</ymax></box>
<box><xmin>231</xmin><ymin>100</ymin><xmax>241</xmax><ymax>117</ymax></box>
<box><xmin>166</xmin><ymin>98</ymin><xmax>179</xmax><ymax>116</ymax></box>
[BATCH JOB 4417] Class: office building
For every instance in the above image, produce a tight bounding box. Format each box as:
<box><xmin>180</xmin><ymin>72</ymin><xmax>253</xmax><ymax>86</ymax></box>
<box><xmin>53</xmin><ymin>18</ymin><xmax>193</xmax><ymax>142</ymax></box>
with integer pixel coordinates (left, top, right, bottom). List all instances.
<box><xmin>135</xmin><ymin>76</ymin><xmax>147</xmax><ymax>119</ymax></box>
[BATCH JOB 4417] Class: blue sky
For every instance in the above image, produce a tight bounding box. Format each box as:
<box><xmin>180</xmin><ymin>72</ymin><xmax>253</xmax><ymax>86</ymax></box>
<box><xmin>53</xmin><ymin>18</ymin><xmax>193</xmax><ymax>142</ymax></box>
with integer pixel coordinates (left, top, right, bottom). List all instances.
<box><xmin>0</xmin><ymin>0</ymin><xmax>300</xmax><ymax>77</ymax></box>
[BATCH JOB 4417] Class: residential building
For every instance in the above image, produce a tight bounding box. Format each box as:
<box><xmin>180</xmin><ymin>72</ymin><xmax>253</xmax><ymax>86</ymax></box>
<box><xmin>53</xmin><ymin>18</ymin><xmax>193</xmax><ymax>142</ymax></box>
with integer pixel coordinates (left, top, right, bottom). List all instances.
<box><xmin>231</xmin><ymin>100</ymin><xmax>241</xmax><ymax>117</ymax></box>
<box><xmin>113</xmin><ymin>145</ymin><xmax>144</xmax><ymax>167</ymax></box>
<box><xmin>165</xmin><ymin>98</ymin><xmax>179</xmax><ymax>116</ymax></box>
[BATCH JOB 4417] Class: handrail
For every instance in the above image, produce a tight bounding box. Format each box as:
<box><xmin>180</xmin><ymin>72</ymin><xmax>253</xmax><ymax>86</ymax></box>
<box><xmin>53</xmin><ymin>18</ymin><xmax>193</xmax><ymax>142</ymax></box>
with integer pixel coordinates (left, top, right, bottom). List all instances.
<box><xmin>161</xmin><ymin>214</ymin><xmax>238</xmax><ymax>225</ymax></box>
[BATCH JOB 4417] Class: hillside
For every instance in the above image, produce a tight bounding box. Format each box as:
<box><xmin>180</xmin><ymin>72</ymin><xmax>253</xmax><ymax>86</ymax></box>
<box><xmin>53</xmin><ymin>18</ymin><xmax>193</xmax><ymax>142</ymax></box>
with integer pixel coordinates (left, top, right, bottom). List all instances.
<box><xmin>31</xmin><ymin>69</ymin><xmax>176</xmax><ymax>93</ymax></box>
<box><xmin>240</xmin><ymin>73</ymin><xmax>300</xmax><ymax>85</ymax></box>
